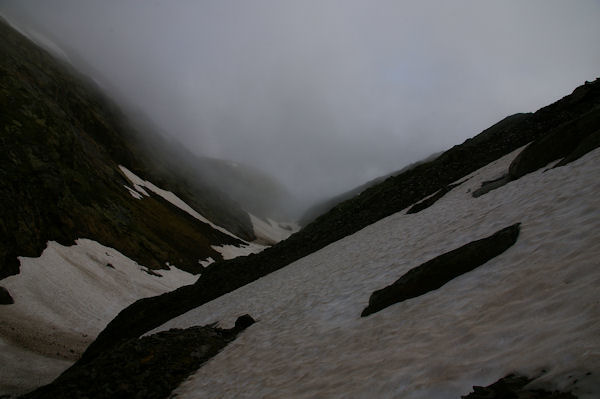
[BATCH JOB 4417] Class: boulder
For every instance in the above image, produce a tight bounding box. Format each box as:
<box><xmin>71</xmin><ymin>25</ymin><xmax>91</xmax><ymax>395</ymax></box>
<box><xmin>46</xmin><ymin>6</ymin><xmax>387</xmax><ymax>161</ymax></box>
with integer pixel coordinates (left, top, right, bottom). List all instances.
<box><xmin>361</xmin><ymin>223</ymin><xmax>520</xmax><ymax>317</ymax></box>
<box><xmin>0</xmin><ymin>286</ymin><xmax>14</xmax><ymax>305</ymax></box>
<box><xmin>461</xmin><ymin>373</ymin><xmax>577</xmax><ymax>399</ymax></box>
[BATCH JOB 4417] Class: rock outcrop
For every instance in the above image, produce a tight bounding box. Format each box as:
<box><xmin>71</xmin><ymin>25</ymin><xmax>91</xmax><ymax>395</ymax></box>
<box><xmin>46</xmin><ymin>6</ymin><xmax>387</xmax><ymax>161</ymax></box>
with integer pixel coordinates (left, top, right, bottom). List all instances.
<box><xmin>0</xmin><ymin>286</ymin><xmax>13</xmax><ymax>305</ymax></box>
<box><xmin>461</xmin><ymin>374</ymin><xmax>577</xmax><ymax>399</ymax></box>
<box><xmin>21</xmin><ymin>315</ymin><xmax>255</xmax><ymax>399</ymax></box>
<box><xmin>361</xmin><ymin>223</ymin><xmax>520</xmax><ymax>317</ymax></box>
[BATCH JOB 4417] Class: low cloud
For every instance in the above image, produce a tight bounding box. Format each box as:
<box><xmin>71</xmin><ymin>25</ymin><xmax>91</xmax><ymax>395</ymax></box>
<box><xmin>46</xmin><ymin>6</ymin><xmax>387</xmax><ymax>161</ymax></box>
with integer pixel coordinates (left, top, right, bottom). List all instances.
<box><xmin>2</xmin><ymin>0</ymin><xmax>599</xmax><ymax>206</ymax></box>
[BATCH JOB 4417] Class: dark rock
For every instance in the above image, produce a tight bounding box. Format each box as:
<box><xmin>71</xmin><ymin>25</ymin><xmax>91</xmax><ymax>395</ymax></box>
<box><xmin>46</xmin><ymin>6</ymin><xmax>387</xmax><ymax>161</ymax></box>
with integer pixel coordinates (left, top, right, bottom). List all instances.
<box><xmin>20</xmin><ymin>317</ymin><xmax>255</xmax><ymax>399</ymax></box>
<box><xmin>0</xmin><ymin>286</ymin><xmax>14</xmax><ymax>305</ymax></box>
<box><xmin>461</xmin><ymin>373</ymin><xmax>577</xmax><ymax>398</ymax></box>
<box><xmin>361</xmin><ymin>223</ymin><xmax>520</xmax><ymax>317</ymax></box>
<box><xmin>233</xmin><ymin>314</ymin><xmax>256</xmax><ymax>332</ymax></box>
<box><xmin>554</xmin><ymin>128</ymin><xmax>600</xmax><ymax>168</ymax></box>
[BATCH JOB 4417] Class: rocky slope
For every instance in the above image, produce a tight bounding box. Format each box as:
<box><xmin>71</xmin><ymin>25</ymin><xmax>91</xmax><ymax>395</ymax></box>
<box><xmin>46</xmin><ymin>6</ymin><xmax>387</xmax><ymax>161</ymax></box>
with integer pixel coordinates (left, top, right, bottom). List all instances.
<box><xmin>0</xmin><ymin>17</ymin><xmax>286</xmax><ymax>280</ymax></box>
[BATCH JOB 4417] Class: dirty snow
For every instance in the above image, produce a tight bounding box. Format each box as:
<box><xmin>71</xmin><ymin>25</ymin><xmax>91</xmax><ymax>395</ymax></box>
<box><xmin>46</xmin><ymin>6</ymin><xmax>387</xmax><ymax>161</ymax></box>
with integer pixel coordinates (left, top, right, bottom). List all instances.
<box><xmin>0</xmin><ymin>239</ymin><xmax>196</xmax><ymax>396</ymax></box>
<box><xmin>152</xmin><ymin>147</ymin><xmax>600</xmax><ymax>399</ymax></box>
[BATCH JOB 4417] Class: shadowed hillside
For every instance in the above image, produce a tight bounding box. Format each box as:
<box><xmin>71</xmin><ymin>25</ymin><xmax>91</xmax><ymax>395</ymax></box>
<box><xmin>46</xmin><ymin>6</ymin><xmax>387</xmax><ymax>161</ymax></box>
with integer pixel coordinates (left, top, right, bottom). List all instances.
<box><xmin>0</xmin><ymin>19</ymin><xmax>268</xmax><ymax>278</ymax></box>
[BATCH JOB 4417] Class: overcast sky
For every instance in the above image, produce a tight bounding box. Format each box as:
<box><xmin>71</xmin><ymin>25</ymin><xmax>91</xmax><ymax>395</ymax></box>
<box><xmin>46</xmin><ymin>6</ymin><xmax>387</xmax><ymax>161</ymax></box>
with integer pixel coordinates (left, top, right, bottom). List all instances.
<box><xmin>2</xmin><ymin>1</ymin><xmax>599</xmax><ymax>204</ymax></box>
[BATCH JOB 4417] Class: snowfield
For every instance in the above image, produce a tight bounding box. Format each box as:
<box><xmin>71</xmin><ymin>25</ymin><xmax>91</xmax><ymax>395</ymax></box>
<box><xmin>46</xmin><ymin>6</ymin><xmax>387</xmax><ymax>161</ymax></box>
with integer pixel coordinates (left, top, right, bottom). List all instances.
<box><xmin>0</xmin><ymin>239</ymin><xmax>196</xmax><ymax>396</ymax></box>
<box><xmin>150</xmin><ymin>147</ymin><xmax>600</xmax><ymax>398</ymax></box>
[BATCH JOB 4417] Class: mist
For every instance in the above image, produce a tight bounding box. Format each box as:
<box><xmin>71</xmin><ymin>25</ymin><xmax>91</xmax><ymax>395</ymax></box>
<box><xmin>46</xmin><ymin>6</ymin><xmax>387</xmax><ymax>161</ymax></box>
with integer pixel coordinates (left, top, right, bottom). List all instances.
<box><xmin>1</xmin><ymin>1</ymin><xmax>599</xmax><ymax>209</ymax></box>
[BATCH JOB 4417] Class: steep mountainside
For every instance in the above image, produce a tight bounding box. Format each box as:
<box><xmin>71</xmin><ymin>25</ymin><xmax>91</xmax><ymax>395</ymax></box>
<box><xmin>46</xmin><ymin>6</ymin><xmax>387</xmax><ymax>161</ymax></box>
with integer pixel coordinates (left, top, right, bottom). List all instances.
<box><xmin>0</xmin><ymin>18</ymin><xmax>287</xmax><ymax>279</ymax></box>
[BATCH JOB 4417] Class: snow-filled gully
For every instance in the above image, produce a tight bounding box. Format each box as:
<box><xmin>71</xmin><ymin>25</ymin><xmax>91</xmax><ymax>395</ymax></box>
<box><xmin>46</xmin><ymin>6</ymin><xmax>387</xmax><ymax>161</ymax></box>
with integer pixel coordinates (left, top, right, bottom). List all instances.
<box><xmin>150</xmin><ymin>147</ymin><xmax>600</xmax><ymax>398</ymax></box>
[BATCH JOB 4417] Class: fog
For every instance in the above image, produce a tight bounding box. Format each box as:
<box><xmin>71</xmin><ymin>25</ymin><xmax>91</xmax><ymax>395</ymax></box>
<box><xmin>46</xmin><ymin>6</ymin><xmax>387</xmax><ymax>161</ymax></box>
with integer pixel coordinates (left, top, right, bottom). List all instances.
<box><xmin>1</xmin><ymin>1</ymin><xmax>599</xmax><ymax>208</ymax></box>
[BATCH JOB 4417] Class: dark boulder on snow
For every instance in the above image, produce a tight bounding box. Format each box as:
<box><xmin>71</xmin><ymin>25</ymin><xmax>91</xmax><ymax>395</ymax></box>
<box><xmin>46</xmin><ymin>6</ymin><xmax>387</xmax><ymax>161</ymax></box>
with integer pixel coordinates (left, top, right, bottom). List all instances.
<box><xmin>0</xmin><ymin>286</ymin><xmax>14</xmax><ymax>304</ymax></box>
<box><xmin>233</xmin><ymin>313</ymin><xmax>256</xmax><ymax>332</ymax></box>
<box><xmin>21</xmin><ymin>316</ymin><xmax>255</xmax><ymax>399</ymax></box>
<box><xmin>361</xmin><ymin>223</ymin><xmax>520</xmax><ymax>317</ymax></box>
<box><xmin>461</xmin><ymin>373</ymin><xmax>577</xmax><ymax>399</ymax></box>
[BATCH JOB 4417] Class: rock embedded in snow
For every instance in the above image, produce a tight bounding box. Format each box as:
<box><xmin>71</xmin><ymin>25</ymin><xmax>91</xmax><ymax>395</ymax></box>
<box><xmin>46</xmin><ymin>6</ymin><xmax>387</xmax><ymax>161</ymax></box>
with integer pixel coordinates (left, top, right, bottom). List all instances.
<box><xmin>361</xmin><ymin>223</ymin><xmax>521</xmax><ymax>317</ymax></box>
<box><xmin>0</xmin><ymin>286</ymin><xmax>14</xmax><ymax>305</ymax></box>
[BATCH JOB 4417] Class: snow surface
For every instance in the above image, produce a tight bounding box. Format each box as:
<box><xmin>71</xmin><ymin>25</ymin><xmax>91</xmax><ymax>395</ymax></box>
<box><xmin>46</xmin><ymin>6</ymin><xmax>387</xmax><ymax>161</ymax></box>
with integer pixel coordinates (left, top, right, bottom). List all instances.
<box><xmin>250</xmin><ymin>214</ymin><xmax>299</xmax><ymax>245</ymax></box>
<box><xmin>199</xmin><ymin>256</ymin><xmax>215</xmax><ymax>268</ymax></box>
<box><xmin>119</xmin><ymin>165</ymin><xmax>241</xmax><ymax>239</ymax></box>
<box><xmin>0</xmin><ymin>239</ymin><xmax>196</xmax><ymax>396</ymax></box>
<box><xmin>0</xmin><ymin>337</ymin><xmax>71</xmax><ymax>397</ymax></box>
<box><xmin>211</xmin><ymin>242</ymin><xmax>267</xmax><ymax>260</ymax></box>
<box><xmin>151</xmin><ymin>147</ymin><xmax>600</xmax><ymax>398</ymax></box>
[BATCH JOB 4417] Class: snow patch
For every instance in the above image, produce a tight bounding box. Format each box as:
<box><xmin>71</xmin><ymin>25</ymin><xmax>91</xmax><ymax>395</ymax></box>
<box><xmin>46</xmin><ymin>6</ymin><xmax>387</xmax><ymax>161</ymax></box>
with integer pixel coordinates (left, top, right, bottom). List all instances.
<box><xmin>211</xmin><ymin>243</ymin><xmax>267</xmax><ymax>260</ymax></box>
<box><xmin>0</xmin><ymin>239</ymin><xmax>196</xmax><ymax>396</ymax></box>
<box><xmin>153</xmin><ymin>147</ymin><xmax>600</xmax><ymax>399</ymax></box>
<box><xmin>250</xmin><ymin>214</ymin><xmax>299</xmax><ymax>244</ymax></box>
<box><xmin>124</xmin><ymin>185</ymin><xmax>143</xmax><ymax>199</ymax></box>
<box><xmin>199</xmin><ymin>257</ymin><xmax>215</xmax><ymax>268</ymax></box>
